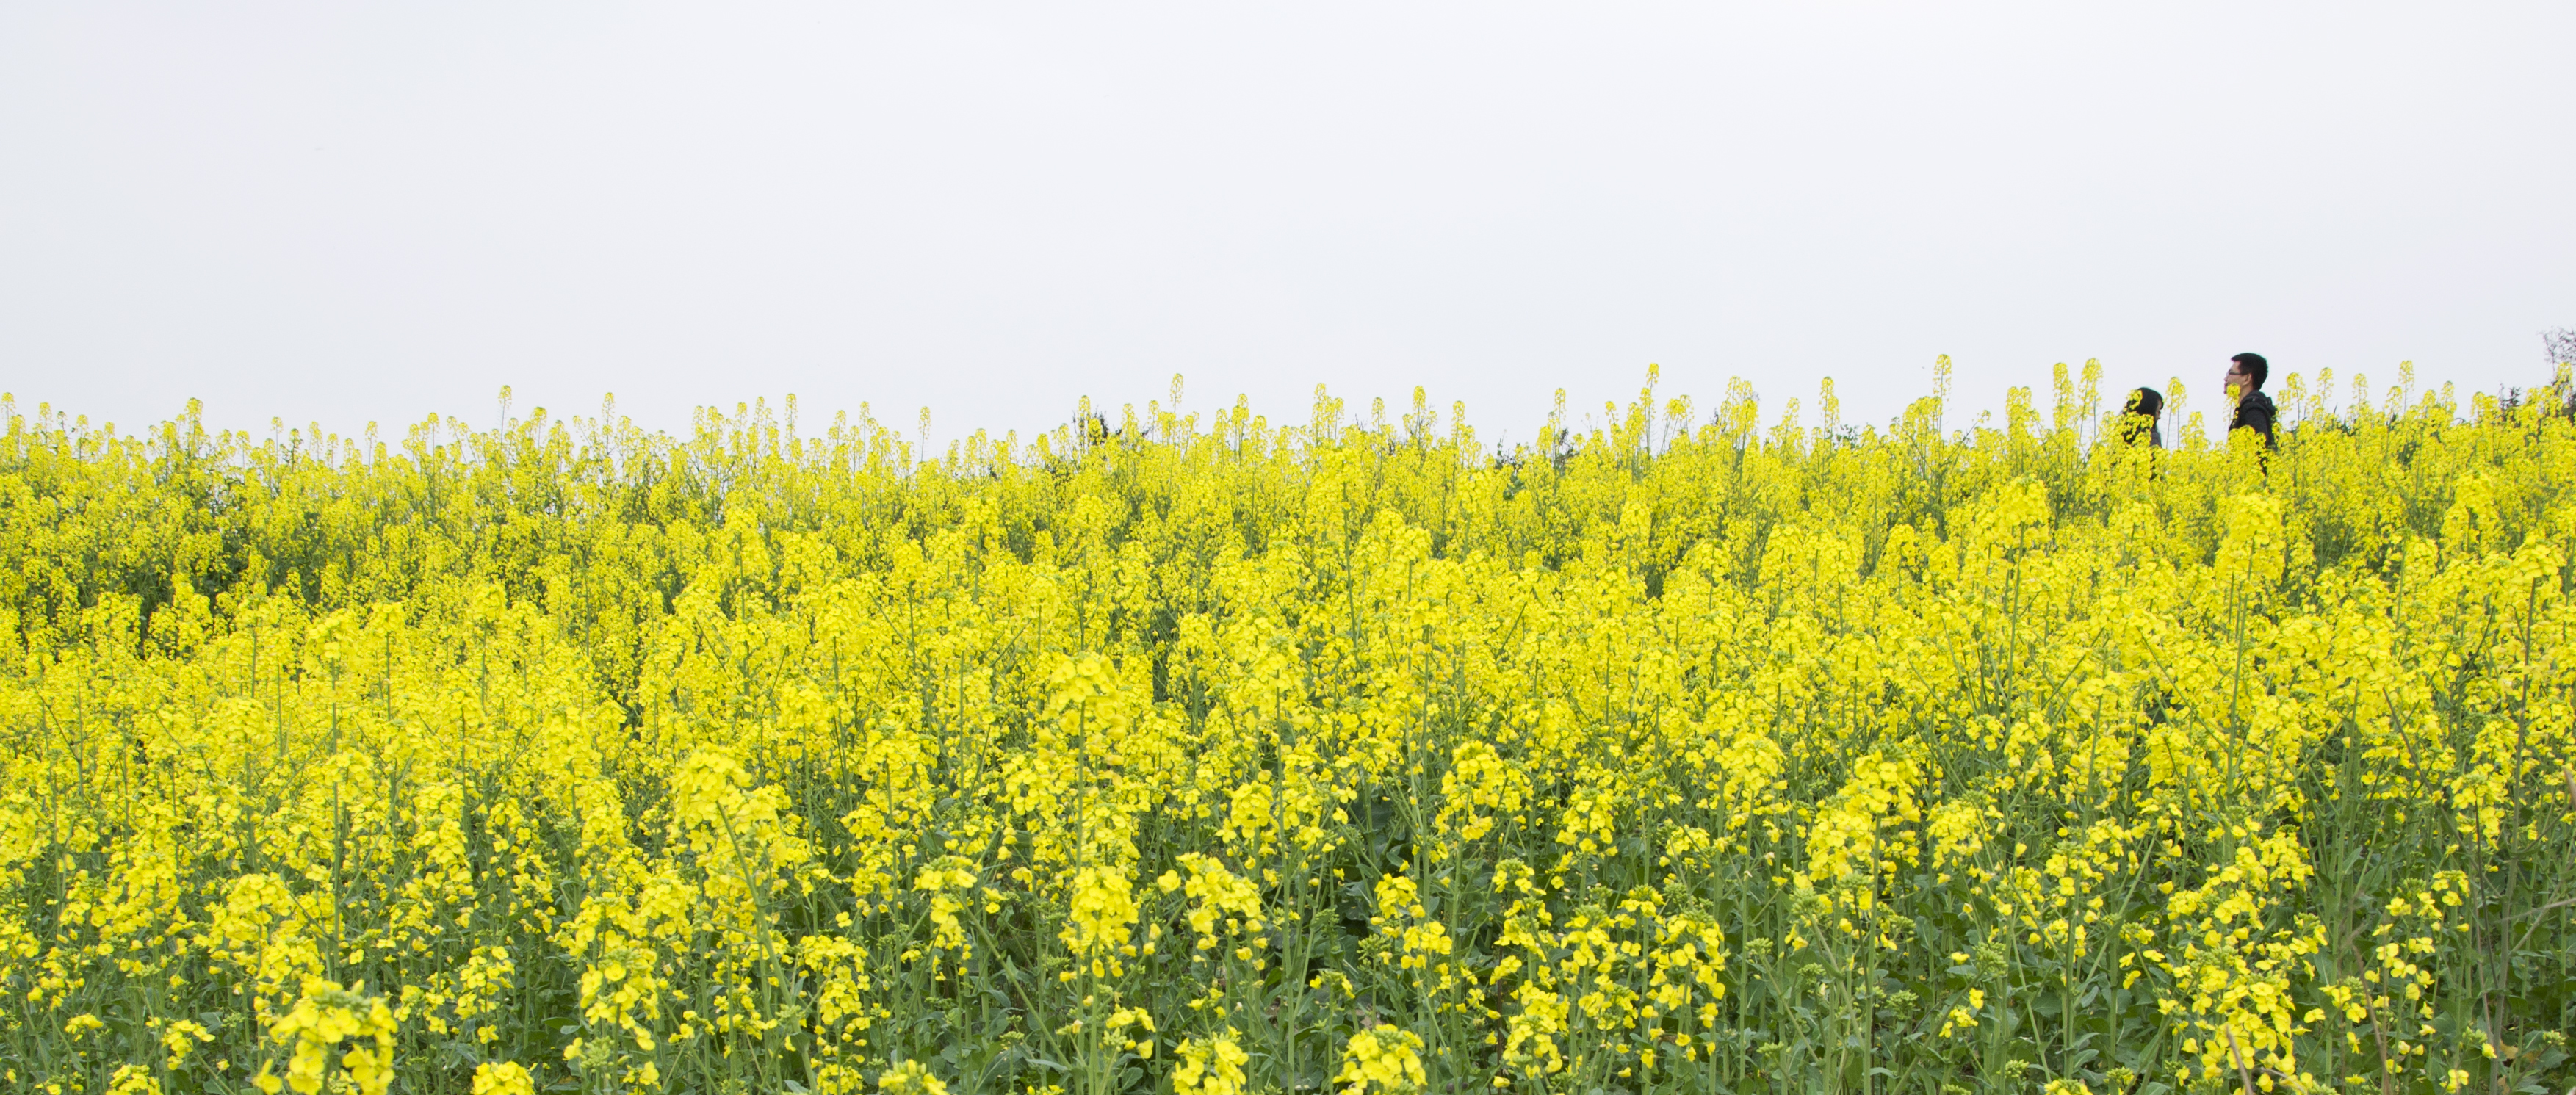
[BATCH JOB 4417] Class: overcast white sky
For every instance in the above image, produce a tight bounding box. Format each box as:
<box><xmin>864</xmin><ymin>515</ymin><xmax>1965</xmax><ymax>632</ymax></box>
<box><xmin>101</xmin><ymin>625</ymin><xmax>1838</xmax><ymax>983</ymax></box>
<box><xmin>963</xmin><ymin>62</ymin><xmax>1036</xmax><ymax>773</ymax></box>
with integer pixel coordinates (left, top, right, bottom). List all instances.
<box><xmin>4</xmin><ymin>3</ymin><xmax>2572</xmax><ymax>447</ymax></box>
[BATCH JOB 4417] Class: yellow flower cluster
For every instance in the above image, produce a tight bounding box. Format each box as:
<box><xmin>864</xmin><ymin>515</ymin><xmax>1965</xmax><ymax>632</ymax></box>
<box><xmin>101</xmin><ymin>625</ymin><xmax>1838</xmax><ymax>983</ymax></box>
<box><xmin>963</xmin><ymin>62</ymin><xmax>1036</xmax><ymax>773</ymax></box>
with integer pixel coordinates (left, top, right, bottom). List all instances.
<box><xmin>1173</xmin><ymin>1028</ymin><xmax>1251</xmax><ymax>1095</ymax></box>
<box><xmin>1</xmin><ymin>362</ymin><xmax>2572</xmax><ymax>1094</ymax></box>
<box><xmin>1338</xmin><ymin>1026</ymin><xmax>1429</xmax><ymax>1094</ymax></box>
<box><xmin>253</xmin><ymin>979</ymin><xmax>396</xmax><ymax>1095</ymax></box>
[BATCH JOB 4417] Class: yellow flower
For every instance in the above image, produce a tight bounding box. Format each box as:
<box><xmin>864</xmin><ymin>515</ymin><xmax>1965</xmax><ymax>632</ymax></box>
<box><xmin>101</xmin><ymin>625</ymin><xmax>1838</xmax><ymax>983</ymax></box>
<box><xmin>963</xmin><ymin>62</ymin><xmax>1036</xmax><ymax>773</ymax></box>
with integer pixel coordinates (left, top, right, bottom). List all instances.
<box><xmin>1173</xmin><ymin>1029</ymin><xmax>1252</xmax><ymax>1095</ymax></box>
<box><xmin>469</xmin><ymin>1062</ymin><xmax>536</xmax><ymax>1095</ymax></box>
<box><xmin>266</xmin><ymin>979</ymin><xmax>399</xmax><ymax>1095</ymax></box>
<box><xmin>1337</xmin><ymin>1027</ymin><xmax>1429</xmax><ymax>1094</ymax></box>
<box><xmin>879</xmin><ymin>1060</ymin><xmax>950</xmax><ymax>1095</ymax></box>
<box><xmin>1061</xmin><ymin>864</ymin><xmax>1139</xmax><ymax>958</ymax></box>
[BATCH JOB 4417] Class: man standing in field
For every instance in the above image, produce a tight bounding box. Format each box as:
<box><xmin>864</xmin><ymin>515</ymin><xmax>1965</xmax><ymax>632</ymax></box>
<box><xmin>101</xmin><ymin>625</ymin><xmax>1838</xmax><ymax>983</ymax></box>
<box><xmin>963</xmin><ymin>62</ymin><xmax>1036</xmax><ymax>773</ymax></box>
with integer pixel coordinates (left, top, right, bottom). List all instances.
<box><xmin>2223</xmin><ymin>352</ymin><xmax>2277</xmax><ymax>449</ymax></box>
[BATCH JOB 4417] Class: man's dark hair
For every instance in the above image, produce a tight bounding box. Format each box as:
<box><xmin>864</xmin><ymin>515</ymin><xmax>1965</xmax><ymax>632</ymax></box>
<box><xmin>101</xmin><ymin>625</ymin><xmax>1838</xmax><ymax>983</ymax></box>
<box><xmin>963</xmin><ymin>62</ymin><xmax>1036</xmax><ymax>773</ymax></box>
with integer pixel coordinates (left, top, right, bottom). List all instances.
<box><xmin>2231</xmin><ymin>353</ymin><xmax>2269</xmax><ymax>391</ymax></box>
<box><xmin>2124</xmin><ymin>387</ymin><xmax>2164</xmax><ymax>417</ymax></box>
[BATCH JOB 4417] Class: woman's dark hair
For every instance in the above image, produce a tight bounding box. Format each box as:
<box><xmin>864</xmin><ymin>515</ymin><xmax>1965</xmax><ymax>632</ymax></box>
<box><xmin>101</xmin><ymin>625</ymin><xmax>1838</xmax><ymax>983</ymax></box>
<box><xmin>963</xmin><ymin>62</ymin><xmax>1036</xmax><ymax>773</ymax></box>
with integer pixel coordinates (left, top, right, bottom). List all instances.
<box><xmin>2118</xmin><ymin>386</ymin><xmax>2165</xmax><ymax>449</ymax></box>
<box><xmin>2231</xmin><ymin>353</ymin><xmax>2269</xmax><ymax>391</ymax></box>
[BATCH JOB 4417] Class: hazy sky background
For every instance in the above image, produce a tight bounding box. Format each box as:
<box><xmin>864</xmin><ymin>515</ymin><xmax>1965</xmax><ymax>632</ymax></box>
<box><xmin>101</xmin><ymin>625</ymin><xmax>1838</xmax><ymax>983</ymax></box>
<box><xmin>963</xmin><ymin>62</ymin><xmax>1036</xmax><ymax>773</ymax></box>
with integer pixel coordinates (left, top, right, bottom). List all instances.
<box><xmin>5</xmin><ymin>2</ymin><xmax>2572</xmax><ymax>448</ymax></box>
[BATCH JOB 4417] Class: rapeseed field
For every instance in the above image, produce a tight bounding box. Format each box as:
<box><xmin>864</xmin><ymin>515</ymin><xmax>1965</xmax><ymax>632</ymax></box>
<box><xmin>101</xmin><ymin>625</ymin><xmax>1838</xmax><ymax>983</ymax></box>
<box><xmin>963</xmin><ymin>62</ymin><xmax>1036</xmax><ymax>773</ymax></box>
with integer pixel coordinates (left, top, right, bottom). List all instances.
<box><xmin>2</xmin><ymin>361</ymin><xmax>2570</xmax><ymax>1095</ymax></box>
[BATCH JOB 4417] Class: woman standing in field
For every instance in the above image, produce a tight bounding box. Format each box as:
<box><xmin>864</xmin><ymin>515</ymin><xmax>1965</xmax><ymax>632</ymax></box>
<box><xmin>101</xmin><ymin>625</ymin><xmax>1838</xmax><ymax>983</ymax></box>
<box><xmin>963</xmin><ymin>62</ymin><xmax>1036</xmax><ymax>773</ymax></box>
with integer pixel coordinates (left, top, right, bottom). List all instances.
<box><xmin>2119</xmin><ymin>386</ymin><xmax>2165</xmax><ymax>448</ymax></box>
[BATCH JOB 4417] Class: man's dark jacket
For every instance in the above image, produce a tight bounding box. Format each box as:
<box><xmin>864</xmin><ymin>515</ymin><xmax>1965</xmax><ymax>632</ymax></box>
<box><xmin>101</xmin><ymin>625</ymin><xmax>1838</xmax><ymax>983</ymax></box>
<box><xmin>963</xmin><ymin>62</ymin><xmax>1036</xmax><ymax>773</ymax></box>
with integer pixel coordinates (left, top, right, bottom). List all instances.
<box><xmin>2231</xmin><ymin>393</ymin><xmax>2278</xmax><ymax>449</ymax></box>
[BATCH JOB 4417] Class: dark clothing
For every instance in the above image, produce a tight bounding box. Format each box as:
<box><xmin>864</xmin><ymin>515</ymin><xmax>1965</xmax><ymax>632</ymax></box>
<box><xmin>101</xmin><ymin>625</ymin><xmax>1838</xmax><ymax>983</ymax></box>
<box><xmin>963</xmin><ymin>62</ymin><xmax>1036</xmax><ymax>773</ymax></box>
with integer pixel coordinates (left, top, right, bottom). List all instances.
<box><xmin>2230</xmin><ymin>393</ymin><xmax>2277</xmax><ymax>449</ymax></box>
<box><xmin>2117</xmin><ymin>414</ymin><xmax>2162</xmax><ymax>449</ymax></box>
